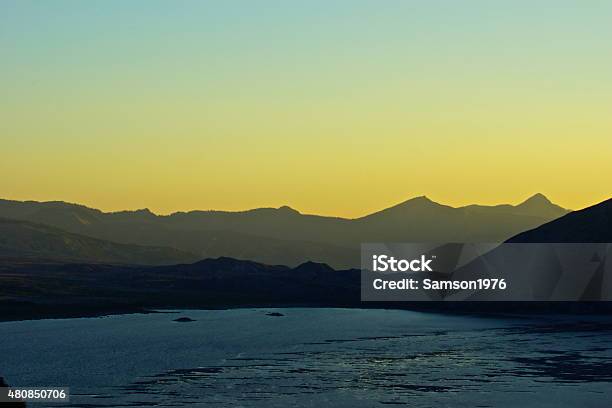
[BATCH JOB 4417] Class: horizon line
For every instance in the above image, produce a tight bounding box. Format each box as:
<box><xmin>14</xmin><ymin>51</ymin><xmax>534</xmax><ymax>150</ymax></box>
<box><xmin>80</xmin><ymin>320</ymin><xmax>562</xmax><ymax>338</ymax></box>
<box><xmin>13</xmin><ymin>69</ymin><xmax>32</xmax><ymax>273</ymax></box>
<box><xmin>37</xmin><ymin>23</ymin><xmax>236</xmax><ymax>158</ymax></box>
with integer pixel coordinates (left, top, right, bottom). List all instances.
<box><xmin>0</xmin><ymin>192</ymin><xmax>582</xmax><ymax>220</ymax></box>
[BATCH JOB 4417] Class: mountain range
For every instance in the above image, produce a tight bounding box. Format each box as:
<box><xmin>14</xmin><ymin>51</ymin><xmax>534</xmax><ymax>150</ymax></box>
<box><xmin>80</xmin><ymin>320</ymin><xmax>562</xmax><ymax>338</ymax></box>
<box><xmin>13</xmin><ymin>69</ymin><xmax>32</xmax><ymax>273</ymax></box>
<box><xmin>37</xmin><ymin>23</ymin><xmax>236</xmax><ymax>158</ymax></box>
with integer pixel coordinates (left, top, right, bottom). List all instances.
<box><xmin>1</xmin><ymin>197</ymin><xmax>609</xmax><ymax>318</ymax></box>
<box><xmin>0</xmin><ymin>194</ymin><xmax>569</xmax><ymax>267</ymax></box>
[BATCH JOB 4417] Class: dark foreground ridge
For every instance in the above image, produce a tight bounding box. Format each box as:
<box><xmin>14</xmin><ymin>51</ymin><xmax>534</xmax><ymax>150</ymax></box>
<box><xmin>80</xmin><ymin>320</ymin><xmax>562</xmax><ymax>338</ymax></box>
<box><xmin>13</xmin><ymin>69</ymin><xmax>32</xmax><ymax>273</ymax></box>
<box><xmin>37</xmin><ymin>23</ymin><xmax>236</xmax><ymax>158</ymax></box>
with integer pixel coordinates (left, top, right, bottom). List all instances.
<box><xmin>0</xmin><ymin>257</ymin><xmax>358</xmax><ymax>321</ymax></box>
<box><xmin>1</xmin><ymin>254</ymin><xmax>611</xmax><ymax>322</ymax></box>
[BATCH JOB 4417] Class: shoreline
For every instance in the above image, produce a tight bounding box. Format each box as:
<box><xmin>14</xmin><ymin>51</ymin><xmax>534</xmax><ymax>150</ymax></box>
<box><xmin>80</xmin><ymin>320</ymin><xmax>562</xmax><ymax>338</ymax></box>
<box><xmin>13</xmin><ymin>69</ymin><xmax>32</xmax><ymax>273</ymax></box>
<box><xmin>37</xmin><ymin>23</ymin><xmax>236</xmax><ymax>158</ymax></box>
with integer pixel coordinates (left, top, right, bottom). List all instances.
<box><xmin>2</xmin><ymin>300</ymin><xmax>612</xmax><ymax>323</ymax></box>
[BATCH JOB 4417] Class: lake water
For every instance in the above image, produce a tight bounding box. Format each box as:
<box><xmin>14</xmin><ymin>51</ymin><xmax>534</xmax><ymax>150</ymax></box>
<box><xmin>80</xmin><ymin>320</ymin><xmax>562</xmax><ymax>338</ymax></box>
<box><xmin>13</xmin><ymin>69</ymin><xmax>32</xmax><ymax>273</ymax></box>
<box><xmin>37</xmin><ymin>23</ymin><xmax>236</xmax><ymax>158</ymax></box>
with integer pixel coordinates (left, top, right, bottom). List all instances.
<box><xmin>2</xmin><ymin>308</ymin><xmax>612</xmax><ymax>407</ymax></box>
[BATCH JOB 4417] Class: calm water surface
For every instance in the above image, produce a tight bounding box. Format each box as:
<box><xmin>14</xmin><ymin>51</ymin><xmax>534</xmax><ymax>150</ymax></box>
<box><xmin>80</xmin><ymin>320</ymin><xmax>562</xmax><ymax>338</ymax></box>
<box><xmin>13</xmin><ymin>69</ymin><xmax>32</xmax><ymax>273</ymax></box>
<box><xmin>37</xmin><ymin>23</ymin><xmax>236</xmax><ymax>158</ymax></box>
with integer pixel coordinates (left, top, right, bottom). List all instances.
<box><xmin>2</xmin><ymin>308</ymin><xmax>612</xmax><ymax>407</ymax></box>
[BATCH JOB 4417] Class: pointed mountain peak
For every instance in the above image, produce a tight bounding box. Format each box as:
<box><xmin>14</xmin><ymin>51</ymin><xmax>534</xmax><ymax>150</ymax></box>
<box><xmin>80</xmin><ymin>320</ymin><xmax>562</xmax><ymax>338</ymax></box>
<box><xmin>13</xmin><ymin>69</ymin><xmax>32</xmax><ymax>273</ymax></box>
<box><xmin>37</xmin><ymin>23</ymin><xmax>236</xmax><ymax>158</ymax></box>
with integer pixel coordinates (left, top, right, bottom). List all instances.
<box><xmin>357</xmin><ymin>195</ymin><xmax>450</xmax><ymax>220</ymax></box>
<box><xmin>520</xmin><ymin>193</ymin><xmax>552</xmax><ymax>206</ymax></box>
<box><xmin>408</xmin><ymin>195</ymin><xmax>433</xmax><ymax>202</ymax></box>
<box><xmin>514</xmin><ymin>193</ymin><xmax>569</xmax><ymax>218</ymax></box>
<box><xmin>394</xmin><ymin>195</ymin><xmax>450</xmax><ymax>210</ymax></box>
<box><xmin>398</xmin><ymin>195</ymin><xmax>439</xmax><ymax>206</ymax></box>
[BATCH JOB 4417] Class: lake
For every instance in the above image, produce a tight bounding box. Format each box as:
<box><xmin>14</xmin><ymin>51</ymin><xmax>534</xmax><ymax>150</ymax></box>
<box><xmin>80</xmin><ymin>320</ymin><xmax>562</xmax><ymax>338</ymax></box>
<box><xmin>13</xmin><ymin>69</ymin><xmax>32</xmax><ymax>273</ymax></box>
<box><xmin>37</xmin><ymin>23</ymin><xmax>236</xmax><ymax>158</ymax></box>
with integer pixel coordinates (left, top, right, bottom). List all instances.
<box><xmin>1</xmin><ymin>308</ymin><xmax>612</xmax><ymax>407</ymax></box>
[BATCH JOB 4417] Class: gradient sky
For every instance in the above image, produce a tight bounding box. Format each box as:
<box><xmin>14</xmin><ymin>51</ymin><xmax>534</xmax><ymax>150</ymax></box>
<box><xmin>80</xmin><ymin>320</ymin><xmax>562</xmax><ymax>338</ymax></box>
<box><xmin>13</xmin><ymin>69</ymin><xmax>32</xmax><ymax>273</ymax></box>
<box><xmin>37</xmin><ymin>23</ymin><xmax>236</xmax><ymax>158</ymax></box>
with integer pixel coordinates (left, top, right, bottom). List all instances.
<box><xmin>1</xmin><ymin>0</ymin><xmax>611</xmax><ymax>217</ymax></box>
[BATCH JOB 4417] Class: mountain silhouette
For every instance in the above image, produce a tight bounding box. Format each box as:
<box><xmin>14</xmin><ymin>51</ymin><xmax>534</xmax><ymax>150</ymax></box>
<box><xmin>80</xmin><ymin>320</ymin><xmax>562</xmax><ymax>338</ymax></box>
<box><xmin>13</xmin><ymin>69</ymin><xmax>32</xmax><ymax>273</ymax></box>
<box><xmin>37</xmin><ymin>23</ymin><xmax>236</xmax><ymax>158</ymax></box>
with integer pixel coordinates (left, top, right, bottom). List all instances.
<box><xmin>0</xmin><ymin>217</ymin><xmax>198</xmax><ymax>265</ymax></box>
<box><xmin>0</xmin><ymin>257</ymin><xmax>360</xmax><ymax>316</ymax></box>
<box><xmin>0</xmin><ymin>194</ymin><xmax>569</xmax><ymax>268</ymax></box>
<box><xmin>433</xmin><ymin>198</ymin><xmax>612</xmax><ymax>301</ymax></box>
<box><xmin>1</xmin><ymin>197</ymin><xmax>609</xmax><ymax>319</ymax></box>
<box><xmin>507</xmin><ymin>198</ymin><xmax>612</xmax><ymax>242</ymax></box>
<box><xmin>512</xmin><ymin>193</ymin><xmax>569</xmax><ymax>218</ymax></box>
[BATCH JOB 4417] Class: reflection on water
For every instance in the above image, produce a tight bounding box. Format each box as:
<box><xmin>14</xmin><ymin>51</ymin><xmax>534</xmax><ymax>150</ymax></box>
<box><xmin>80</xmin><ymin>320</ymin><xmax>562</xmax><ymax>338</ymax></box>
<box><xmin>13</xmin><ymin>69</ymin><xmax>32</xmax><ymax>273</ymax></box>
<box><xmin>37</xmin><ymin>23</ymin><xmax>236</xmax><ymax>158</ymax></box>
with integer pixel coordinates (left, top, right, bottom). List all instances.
<box><xmin>2</xmin><ymin>309</ymin><xmax>612</xmax><ymax>407</ymax></box>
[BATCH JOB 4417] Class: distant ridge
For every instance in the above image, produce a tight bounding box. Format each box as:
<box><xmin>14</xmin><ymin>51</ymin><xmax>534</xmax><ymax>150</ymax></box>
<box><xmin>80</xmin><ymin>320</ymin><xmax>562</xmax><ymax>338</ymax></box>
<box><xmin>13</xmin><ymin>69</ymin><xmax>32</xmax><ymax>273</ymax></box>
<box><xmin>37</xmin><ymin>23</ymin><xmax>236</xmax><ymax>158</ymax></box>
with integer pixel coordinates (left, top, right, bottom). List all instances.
<box><xmin>0</xmin><ymin>193</ymin><xmax>567</xmax><ymax>220</ymax></box>
<box><xmin>358</xmin><ymin>196</ymin><xmax>452</xmax><ymax>219</ymax></box>
<box><xmin>0</xmin><ymin>194</ymin><xmax>571</xmax><ymax>268</ymax></box>
<box><xmin>0</xmin><ymin>217</ymin><xmax>198</xmax><ymax>265</ymax></box>
<box><xmin>512</xmin><ymin>193</ymin><xmax>569</xmax><ymax>219</ymax></box>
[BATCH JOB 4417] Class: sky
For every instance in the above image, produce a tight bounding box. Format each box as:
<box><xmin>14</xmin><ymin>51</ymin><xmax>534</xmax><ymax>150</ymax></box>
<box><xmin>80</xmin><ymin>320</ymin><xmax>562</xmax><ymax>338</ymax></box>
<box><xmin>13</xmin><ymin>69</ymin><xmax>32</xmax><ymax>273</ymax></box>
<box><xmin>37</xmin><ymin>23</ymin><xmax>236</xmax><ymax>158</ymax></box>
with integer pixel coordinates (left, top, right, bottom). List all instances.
<box><xmin>1</xmin><ymin>0</ymin><xmax>611</xmax><ymax>217</ymax></box>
